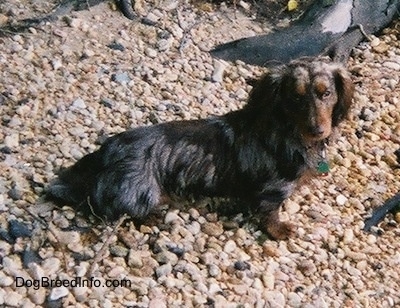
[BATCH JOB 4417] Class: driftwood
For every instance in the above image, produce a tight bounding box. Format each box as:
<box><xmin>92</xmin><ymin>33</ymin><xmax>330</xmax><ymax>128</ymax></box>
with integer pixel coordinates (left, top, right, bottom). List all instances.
<box><xmin>211</xmin><ymin>0</ymin><xmax>400</xmax><ymax>65</ymax></box>
<box><xmin>363</xmin><ymin>193</ymin><xmax>400</xmax><ymax>232</ymax></box>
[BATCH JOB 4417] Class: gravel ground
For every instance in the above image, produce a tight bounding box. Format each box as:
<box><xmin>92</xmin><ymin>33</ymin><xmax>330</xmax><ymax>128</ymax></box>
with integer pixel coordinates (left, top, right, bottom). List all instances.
<box><xmin>1</xmin><ymin>1</ymin><xmax>400</xmax><ymax>307</ymax></box>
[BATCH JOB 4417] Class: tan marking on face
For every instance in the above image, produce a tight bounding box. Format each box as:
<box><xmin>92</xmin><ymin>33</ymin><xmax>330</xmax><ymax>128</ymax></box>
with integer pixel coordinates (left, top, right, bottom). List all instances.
<box><xmin>293</xmin><ymin>67</ymin><xmax>310</xmax><ymax>96</ymax></box>
<box><xmin>296</xmin><ymin>80</ymin><xmax>307</xmax><ymax>96</ymax></box>
<box><xmin>313</xmin><ymin>76</ymin><xmax>329</xmax><ymax>96</ymax></box>
<box><xmin>315</xmin><ymin>107</ymin><xmax>333</xmax><ymax>138</ymax></box>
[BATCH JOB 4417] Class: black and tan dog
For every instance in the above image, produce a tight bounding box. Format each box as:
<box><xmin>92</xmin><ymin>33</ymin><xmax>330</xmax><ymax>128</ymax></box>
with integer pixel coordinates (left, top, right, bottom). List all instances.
<box><xmin>47</xmin><ymin>57</ymin><xmax>354</xmax><ymax>239</ymax></box>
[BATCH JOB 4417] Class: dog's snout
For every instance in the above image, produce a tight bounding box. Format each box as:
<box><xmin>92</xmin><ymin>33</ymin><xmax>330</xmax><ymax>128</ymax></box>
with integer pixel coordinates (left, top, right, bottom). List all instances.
<box><xmin>309</xmin><ymin>125</ymin><xmax>325</xmax><ymax>136</ymax></box>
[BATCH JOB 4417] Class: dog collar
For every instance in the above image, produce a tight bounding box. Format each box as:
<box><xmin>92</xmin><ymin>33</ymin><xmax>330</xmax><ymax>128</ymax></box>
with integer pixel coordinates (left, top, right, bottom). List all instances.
<box><xmin>316</xmin><ymin>143</ymin><xmax>329</xmax><ymax>176</ymax></box>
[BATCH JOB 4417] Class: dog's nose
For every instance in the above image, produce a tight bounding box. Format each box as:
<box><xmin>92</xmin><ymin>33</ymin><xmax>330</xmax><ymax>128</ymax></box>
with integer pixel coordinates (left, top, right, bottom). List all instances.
<box><xmin>309</xmin><ymin>125</ymin><xmax>324</xmax><ymax>136</ymax></box>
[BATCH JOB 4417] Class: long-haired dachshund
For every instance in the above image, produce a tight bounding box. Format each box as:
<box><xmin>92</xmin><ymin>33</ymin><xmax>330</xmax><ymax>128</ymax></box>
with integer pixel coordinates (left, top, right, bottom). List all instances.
<box><xmin>47</xmin><ymin>57</ymin><xmax>354</xmax><ymax>240</ymax></box>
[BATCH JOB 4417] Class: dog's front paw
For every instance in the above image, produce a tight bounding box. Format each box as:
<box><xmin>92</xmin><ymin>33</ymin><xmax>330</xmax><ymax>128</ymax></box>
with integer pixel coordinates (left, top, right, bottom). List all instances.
<box><xmin>265</xmin><ymin>221</ymin><xmax>296</xmax><ymax>240</ymax></box>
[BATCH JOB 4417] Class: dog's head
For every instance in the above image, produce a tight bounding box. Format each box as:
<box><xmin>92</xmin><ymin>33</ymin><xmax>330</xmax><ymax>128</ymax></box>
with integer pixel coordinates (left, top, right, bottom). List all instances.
<box><xmin>248</xmin><ymin>58</ymin><xmax>354</xmax><ymax>143</ymax></box>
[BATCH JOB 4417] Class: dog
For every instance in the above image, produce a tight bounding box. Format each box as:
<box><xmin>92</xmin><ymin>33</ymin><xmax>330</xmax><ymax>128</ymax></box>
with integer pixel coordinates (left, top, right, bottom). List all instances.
<box><xmin>47</xmin><ymin>57</ymin><xmax>354</xmax><ymax>240</ymax></box>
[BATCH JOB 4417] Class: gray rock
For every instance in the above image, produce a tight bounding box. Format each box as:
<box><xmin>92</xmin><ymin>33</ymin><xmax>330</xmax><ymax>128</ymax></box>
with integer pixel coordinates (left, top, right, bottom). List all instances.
<box><xmin>8</xmin><ymin>188</ymin><xmax>23</xmax><ymax>201</ymax></box>
<box><xmin>72</xmin><ymin>98</ymin><xmax>86</xmax><ymax>109</ymax></box>
<box><xmin>155</xmin><ymin>263</ymin><xmax>172</xmax><ymax>278</ymax></box>
<box><xmin>9</xmin><ymin>220</ymin><xmax>32</xmax><ymax>239</ymax></box>
<box><xmin>155</xmin><ymin>251</ymin><xmax>178</xmax><ymax>266</ymax></box>
<box><xmin>23</xmin><ymin>248</ymin><xmax>42</xmax><ymax>268</ymax></box>
<box><xmin>4</xmin><ymin>134</ymin><xmax>19</xmax><ymax>148</ymax></box>
<box><xmin>208</xmin><ymin>264</ymin><xmax>221</xmax><ymax>277</ymax></box>
<box><xmin>112</xmin><ymin>72</ymin><xmax>130</xmax><ymax>85</ymax></box>
<box><xmin>110</xmin><ymin>245</ymin><xmax>129</xmax><ymax>257</ymax></box>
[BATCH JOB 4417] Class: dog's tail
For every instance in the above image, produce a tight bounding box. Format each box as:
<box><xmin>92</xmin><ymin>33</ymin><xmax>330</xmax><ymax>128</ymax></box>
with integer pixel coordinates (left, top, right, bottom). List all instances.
<box><xmin>46</xmin><ymin>150</ymin><xmax>102</xmax><ymax>209</ymax></box>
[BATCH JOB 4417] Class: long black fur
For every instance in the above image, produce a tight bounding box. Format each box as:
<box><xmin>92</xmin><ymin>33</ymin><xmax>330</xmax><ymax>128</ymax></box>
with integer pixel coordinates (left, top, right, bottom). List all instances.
<box><xmin>47</xmin><ymin>57</ymin><xmax>354</xmax><ymax>239</ymax></box>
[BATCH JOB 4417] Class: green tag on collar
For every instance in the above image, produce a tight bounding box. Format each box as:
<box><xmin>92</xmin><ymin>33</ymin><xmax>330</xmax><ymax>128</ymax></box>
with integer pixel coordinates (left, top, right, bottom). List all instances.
<box><xmin>317</xmin><ymin>161</ymin><xmax>330</xmax><ymax>175</ymax></box>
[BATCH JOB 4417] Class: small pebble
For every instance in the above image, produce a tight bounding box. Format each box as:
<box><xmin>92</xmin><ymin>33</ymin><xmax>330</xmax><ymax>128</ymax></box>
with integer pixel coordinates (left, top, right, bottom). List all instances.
<box><xmin>265</xmin><ymin>291</ymin><xmax>286</xmax><ymax>307</ymax></box>
<box><xmin>107</xmin><ymin>265</ymin><xmax>126</xmax><ymax>278</ymax></box>
<box><xmin>49</xmin><ymin>287</ymin><xmax>69</xmax><ymax>301</ymax></box>
<box><xmin>366</xmin><ymin>234</ymin><xmax>377</xmax><ymax>245</ymax></box>
<box><xmin>234</xmin><ymin>260</ymin><xmax>250</xmax><ymax>271</ymax></box>
<box><xmin>72</xmin><ymin>98</ymin><xmax>86</xmax><ymax>109</ymax></box>
<box><xmin>107</xmin><ymin>41</ymin><xmax>125</xmax><ymax>51</ymax></box>
<box><xmin>208</xmin><ymin>264</ymin><xmax>221</xmax><ymax>277</ymax></box>
<box><xmin>223</xmin><ymin>240</ymin><xmax>237</xmax><ymax>253</ymax></box>
<box><xmin>9</xmin><ymin>220</ymin><xmax>32</xmax><ymax>239</ymax></box>
<box><xmin>261</xmin><ymin>273</ymin><xmax>275</xmax><ymax>290</ymax></box>
<box><xmin>8</xmin><ymin>187</ymin><xmax>23</xmax><ymax>200</ymax></box>
<box><xmin>42</xmin><ymin>258</ymin><xmax>61</xmax><ymax>275</ymax></box>
<box><xmin>28</xmin><ymin>287</ymin><xmax>46</xmax><ymax>305</ymax></box>
<box><xmin>0</xmin><ymin>275</ymin><xmax>13</xmax><ymax>287</ymax></box>
<box><xmin>167</xmin><ymin>245</ymin><xmax>185</xmax><ymax>257</ymax></box>
<box><xmin>111</xmin><ymin>72</ymin><xmax>130</xmax><ymax>84</ymax></box>
<box><xmin>285</xmin><ymin>200</ymin><xmax>300</xmax><ymax>214</ymax></box>
<box><xmin>297</xmin><ymin>259</ymin><xmax>317</xmax><ymax>276</ymax></box>
<box><xmin>110</xmin><ymin>245</ymin><xmax>129</xmax><ymax>257</ymax></box>
<box><xmin>22</xmin><ymin>248</ymin><xmax>43</xmax><ymax>268</ymax></box>
<box><xmin>343</xmin><ymin>229</ymin><xmax>354</xmax><ymax>244</ymax></box>
<box><xmin>336</xmin><ymin>194</ymin><xmax>348</xmax><ymax>206</ymax></box>
<box><xmin>155</xmin><ymin>250</ymin><xmax>179</xmax><ymax>265</ymax></box>
<box><xmin>201</xmin><ymin>222</ymin><xmax>224</xmax><ymax>237</ymax></box>
<box><xmin>4</xmin><ymin>134</ymin><xmax>19</xmax><ymax>148</ymax></box>
<box><xmin>287</xmin><ymin>292</ymin><xmax>302</xmax><ymax>308</ymax></box>
<box><xmin>128</xmin><ymin>250</ymin><xmax>144</xmax><ymax>268</ymax></box>
<box><xmin>164</xmin><ymin>211</ymin><xmax>182</xmax><ymax>224</ymax></box>
<box><xmin>72</xmin><ymin>286</ymin><xmax>89</xmax><ymax>302</ymax></box>
<box><xmin>51</xmin><ymin>59</ymin><xmax>63</xmax><ymax>70</ymax></box>
<box><xmin>0</xmin><ymin>229</ymin><xmax>14</xmax><ymax>243</ymax></box>
<box><xmin>383</xmin><ymin>61</ymin><xmax>400</xmax><ymax>70</ymax></box>
<box><xmin>145</xmin><ymin>48</ymin><xmax>157</xmax><ymax>58</ymax></box>
<box><xmin>155</xmin><ymin>263</ymin><xmax>172</xmax><ymax>278</ymax></box>
<box><xmin>100</xmin><ymin>98</ymin><xmax>114</xmax><ymax>108</ymax></box>
<box><xmin>395</xmin><ymin>212</ymin><xmax>400</xmax><ymax>223</ymax></box>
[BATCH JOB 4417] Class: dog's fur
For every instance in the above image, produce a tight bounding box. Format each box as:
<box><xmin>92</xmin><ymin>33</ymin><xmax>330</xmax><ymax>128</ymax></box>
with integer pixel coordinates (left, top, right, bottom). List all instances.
<box><xmin>47</xmin><ymin>57</ymin><xmax>354</xmax><ymax>239</ymax></box>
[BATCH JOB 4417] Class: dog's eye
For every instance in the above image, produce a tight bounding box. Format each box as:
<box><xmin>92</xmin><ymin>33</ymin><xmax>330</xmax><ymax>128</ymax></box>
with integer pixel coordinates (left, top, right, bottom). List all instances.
<box><xmin>322</xmin><ymin>90</ymin><xmax>331</xmax><ymax>98</ymax></box>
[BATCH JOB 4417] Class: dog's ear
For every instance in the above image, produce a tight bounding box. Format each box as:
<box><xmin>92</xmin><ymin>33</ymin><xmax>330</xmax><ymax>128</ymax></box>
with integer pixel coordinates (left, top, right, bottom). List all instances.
<box><xmin>246</xmin><ymin>66</ymin><xmax>286</xmax><ymax>109</ymax></box>
<box><xmin>332</xmin><ymin>67</ymin><xmax>354</xmax><ymax>126</ymax></box>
